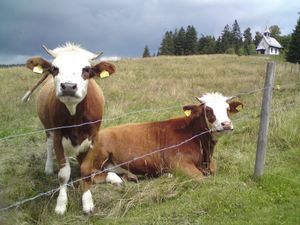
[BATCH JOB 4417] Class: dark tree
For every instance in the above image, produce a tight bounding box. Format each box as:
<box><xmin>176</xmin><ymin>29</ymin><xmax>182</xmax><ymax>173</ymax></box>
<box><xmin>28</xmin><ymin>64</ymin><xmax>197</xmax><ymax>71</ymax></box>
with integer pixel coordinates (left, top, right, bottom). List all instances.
<box><xmin>174</xmin><ymin>27</ymin><xmax>186</xmax><ymax>55</ymax></box>
<box><xmin>185</xmin><ymin>25</ymin><xmax>198</xmax><ymax>55</ymax></box>
<box><xmin>158</xmin><ymin>31</ymin><xmax>175</xmax><ymax>55</ymax></box>
<box><xmin>198</xmin><ymin>35</ymin><xmax>217</xmax><ymax>54</ymax></box>
<box><xmin>254</xmin><ymin>31</ymin><xmax>263</xmax><ymax>46</ymax></box>
<box><xmin>232</xmin><ymin>20</ymin><xmax>243</xmax><ymax>53</ymax></box>
<box><xmin>286</xmin><ymin>16</ymin><xmax>300</xmax><ymax>63</ymax></box>
<box><xmin>220</xmin><ymin>24</ymin><xmax>233</xmax><ymax>53</ymax></box>
<box><xmin>243</xmin><ymin>27</ymin><xmax>253</xmax><ymax>55</ymax></box>
<box><xmin>279</xmin><ymin>35</ymin><xmax>292</xmax><ymax>50</ymax></box>
<box><xmin>269</xmin><ymin>25</ymin><xmax>281</xmax><ymax>40</ymax></box>
<box><xmin>142</xmin><ymin>45</ymin><xmax>151</xmax><ymax>58</ymax></box>
<box><xmin>215</xmin><ymin>37</ymin><xmax>223</xmax><ymax>53</ymax></box>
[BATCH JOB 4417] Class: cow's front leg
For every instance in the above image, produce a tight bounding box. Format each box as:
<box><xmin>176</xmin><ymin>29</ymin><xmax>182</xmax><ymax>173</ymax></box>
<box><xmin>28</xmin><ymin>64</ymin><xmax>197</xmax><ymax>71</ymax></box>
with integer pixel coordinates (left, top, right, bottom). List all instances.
<box><xmin>45</xmin><ymin>131</ymin><xmax>54</xmax><ymax>175</ymax></box>
<box><xmin>80</xmin><ymin>148</ymin><xmax>123</xmax><ymax>214</ymax></box>
<box><xmin>53</xmin><ymin>132</ymin><xmax>70</xmax><ymax>215</ymax></box>
<box><xmin>172</xmin><ymin>159</ymin><xmax>205</xmax><ymax>182</ymax></box>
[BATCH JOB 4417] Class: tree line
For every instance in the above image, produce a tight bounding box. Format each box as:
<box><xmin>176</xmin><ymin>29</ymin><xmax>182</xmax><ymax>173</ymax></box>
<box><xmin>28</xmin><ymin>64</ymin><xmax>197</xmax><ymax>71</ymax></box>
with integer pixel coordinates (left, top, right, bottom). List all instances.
<box><xmin>143</xmin><ymin>17</ymin><xmax>299</xmax><ymax>63</ymax></box>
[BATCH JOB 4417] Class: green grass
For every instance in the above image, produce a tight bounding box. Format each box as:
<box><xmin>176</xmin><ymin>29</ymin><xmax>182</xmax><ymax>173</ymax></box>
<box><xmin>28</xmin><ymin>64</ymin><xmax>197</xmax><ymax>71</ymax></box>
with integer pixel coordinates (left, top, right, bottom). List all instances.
<box><xmin>0</xmin><ymin>55</ymin><xmax>299</xmax><ymax>225</ymax></box>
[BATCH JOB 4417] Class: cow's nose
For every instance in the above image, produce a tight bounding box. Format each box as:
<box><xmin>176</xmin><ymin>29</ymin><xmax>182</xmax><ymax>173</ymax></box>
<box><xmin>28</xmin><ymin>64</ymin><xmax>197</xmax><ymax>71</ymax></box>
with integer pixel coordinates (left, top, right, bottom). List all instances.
<box><xmin>221</xmin><ymin>121</ymin><xmax>233</xmax><ymax>130</ymax></box>
<box><xmin>60</xmin><ymin>82</ymin><xmax>78</xmax><ymax>96</ymax></box>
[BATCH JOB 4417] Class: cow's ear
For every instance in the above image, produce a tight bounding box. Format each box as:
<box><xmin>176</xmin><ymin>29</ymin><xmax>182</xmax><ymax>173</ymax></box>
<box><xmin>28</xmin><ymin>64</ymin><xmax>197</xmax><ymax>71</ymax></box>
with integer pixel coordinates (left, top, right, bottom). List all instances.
<box><xmin>182</xmin><ymin>105</ymin><xmax>200</xmax><ymax>117</ymax></box>
<box><xmin>26</xmin><ymin>57</ymin><xmax>52</xmax><ymax>74</ymax></box>
<box><xmin>229</xmin><ymin>101</ymin><xmax>243</xmax><ymax>113</ymax></box>
<box><xmin>90</xmin><ymin>61</ymin><xmax>116</xmax><ymax>78</ymax></box>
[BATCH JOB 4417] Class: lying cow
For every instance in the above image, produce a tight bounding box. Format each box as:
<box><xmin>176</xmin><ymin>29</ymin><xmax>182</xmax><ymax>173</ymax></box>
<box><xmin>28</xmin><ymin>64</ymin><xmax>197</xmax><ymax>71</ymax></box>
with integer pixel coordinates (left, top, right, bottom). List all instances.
<box><xmin>24</xmin><ymin>43</ymin><xmax>117</xmax><ymax>214</ymax></box>
<box><xmin>79</xmin><ymin>93</ymin><xmax>243</xmax><ymax>213</ymax></box>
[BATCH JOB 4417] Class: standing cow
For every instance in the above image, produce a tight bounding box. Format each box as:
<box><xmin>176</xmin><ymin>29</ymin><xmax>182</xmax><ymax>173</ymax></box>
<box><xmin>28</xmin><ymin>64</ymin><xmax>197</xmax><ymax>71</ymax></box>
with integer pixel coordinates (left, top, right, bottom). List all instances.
<box><xmin>25</xmin><ymin>43</ymin><xmax>117</xmax><ymax>214</ymax></box>
<box><xmin>79</xmin><ymin>93</ymin><xmax>243</xmax><ymax>214</ymax></box>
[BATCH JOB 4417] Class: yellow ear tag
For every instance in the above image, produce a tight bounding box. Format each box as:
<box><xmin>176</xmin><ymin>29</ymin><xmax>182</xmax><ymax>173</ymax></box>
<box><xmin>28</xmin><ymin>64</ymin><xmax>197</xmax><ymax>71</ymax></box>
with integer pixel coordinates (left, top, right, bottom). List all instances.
<box><xmin>100</xmin><ymin>70</ymin><xmax>109</xmax><ymax>79</ymax></box>
<box><xmin>33</xmin><ymin>65</ymin><xmax>43</xmax><ymax>74</ymax></box>
<box><xmin>184</xmin><ymin>110</ymin><xmax>192</xmax><ymax>117</ymax></box>
<box><xmin>236</xmin><ymin>104</ymin><xmax>243</xmax><ymax>112</ymax></box>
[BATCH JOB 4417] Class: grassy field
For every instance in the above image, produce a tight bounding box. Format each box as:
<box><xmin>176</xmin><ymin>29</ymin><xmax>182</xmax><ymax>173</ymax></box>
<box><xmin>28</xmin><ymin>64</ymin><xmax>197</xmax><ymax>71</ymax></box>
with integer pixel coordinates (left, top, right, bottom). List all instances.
<box><xmin>0</xmin><ymin>54</ymin><xmax>299</xmax><ymax>225</ymax></box>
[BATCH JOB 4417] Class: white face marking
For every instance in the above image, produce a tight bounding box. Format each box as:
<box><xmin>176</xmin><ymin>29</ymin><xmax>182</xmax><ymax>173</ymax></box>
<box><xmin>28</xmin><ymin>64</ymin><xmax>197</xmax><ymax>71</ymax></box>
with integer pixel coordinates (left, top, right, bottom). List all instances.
<box><xmin>52</xmin><ymin>54</ymin><xmax>90</xmax><ymax>110</ymax></box>
<box><xmin>199</xmin><ymin>93</ymin><xmax>233</xmax><ymax>133</ymax></box>
<box><xmin>82</xmin><ymin>190</ymin><xmax>94</xmax><ymax>214</ymax></box>
<box><xmin>62</xmin><ymin>137</ymin><xmax>92</xmax><ymax>158</ymax></box>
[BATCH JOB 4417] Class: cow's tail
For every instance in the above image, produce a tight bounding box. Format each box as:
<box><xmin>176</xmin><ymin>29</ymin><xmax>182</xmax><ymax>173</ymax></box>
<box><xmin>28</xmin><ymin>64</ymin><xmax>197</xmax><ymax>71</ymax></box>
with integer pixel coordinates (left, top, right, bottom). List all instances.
<box><xmin>21</xmin><ymin>73</ymin><xmax>49</xmax><ymax>103</ymax></box>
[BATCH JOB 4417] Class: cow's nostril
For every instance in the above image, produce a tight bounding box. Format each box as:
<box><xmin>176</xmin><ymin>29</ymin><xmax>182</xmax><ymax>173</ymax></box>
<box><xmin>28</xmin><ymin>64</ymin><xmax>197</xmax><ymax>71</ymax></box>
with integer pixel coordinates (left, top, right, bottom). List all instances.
<box><xmin>72</xmin><ymin>84</ymin><xmax>77</xmax><ymax>90</ymax></box>
<box><xmin>61</xmin><ymin>83</ymin><xmax>66</xmax><ymax>90</ymax></box>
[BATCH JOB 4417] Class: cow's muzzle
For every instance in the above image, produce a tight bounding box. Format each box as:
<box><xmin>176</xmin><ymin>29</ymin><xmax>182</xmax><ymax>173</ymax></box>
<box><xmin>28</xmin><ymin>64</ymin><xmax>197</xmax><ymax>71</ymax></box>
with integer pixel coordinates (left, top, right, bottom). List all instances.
<box><xmin>60</xmin><ymin>82</ymin><xmax>78</xmax><ymax>97</ymax></box>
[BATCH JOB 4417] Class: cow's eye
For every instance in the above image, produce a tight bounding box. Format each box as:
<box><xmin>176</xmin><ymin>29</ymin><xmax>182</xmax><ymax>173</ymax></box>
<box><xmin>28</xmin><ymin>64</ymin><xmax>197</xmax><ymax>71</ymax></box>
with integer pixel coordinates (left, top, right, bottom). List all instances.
<box><xmin>82</xmin><ymin>66</ymin><xmax>91</xmax><ymax>79</ymax></box>
<box><xmin>51</xmin><ymin>66</ymin><xmax>59</xmax><ymax>76</ymax></box>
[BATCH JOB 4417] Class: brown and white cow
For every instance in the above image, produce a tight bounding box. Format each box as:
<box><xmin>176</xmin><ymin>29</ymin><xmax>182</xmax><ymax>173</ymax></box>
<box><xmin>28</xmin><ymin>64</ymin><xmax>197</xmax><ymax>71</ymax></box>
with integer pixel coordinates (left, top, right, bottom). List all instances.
<box><xmin>25</xmin><ymin>43</ymin><xmax>117</xmax><ymax>214</ymax></box>
<box><xmin>79</xmin><ymin>93</ymin><xmax>243</xmax><ymax>213</ymax></box>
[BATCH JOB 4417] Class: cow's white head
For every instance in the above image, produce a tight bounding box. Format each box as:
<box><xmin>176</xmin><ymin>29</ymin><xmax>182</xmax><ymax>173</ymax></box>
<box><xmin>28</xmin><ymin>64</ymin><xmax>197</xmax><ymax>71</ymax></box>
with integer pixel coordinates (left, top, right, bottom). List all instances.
<box><xmin>197</xmin><ymin>93</ymin><xmax>243</xmax><ymax>135</ymax></box>
<box><xmin>26</xmin><ymin>43</ymin><xmax>116</xmax><ymax>115</ymax></box>
<box><xmin>183</xmin><ymin>93</ymin><xmax>243</xmax><ymax>137</ymax></box>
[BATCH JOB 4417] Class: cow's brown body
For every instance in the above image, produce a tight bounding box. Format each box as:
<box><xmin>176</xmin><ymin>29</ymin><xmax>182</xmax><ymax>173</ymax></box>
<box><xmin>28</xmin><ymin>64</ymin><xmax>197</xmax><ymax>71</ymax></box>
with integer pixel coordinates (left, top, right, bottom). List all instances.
<box><xmin>81</xmin><ymin>104</ymin><xmax>217</xmax><ymax>189</ymax></box>
<box><xmin>38</xmin><ymin>77</ymin><xmax>104</xmax><ymax>165</ymax></box>
<box><xmin>25</xmin><ymin>43</ymin><xmax>117</xmax><ymax>214</ymax></box>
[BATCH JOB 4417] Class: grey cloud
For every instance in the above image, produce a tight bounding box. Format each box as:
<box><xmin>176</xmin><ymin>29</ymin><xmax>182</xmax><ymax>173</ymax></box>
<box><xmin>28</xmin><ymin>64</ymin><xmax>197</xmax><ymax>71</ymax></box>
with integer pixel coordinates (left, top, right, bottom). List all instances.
<box><xmin>0</xmin><ymin>0</ymin><xmax>299</xmax><ymax>64</ymax></box>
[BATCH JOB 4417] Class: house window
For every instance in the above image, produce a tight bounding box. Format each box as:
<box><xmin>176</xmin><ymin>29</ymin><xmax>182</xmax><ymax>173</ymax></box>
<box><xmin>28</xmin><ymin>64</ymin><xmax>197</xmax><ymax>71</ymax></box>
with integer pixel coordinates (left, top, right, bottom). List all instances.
<box><xmin>275</xmin><ymin>49</ymin><xmax>278</xmax><ymax>54</ymax></box>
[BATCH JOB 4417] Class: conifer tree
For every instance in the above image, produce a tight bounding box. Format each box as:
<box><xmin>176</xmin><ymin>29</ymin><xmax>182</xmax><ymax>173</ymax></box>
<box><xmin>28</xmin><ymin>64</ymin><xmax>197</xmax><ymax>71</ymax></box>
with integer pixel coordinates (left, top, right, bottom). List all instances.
<box><xmin>142</xmin><ymin>45</ymin><xmax>150</xmax><ymax>58</ymax></box>
<box><xmin>286</xmin><ymin>16</ymin><xmax>300</xmax><ymax>63</ymax></box>
<box><xmin>220</xmin><ymin>24</ymin><xmax>233</xmax><ymax>53</ymax></box>
<box><xmin>243</xmin><ymin>27</ymin><xmax>253</xmax><ymax>55</ymax></box>
<box><xmin>185</xmin><ymin>25</ymin><xmax>198</xmax><ymax>55</ymax></box>
<box><xmin>174</xmin><ymin>27</ymin><xmax>186</xmax><ymax>55</ymax></box>
<box><xmin>198</xmin><ymin>35</ymin><xmax>216</xmax><ymax>54</ymax></box>
<box><xmin>158</xmin><ymin>31</ymin><xmax>175</xmax><ymax>55</ymax></box>
<box><xmin>232</xmin><ymin>20</ymin><xmax>243</xmax><ymax>54</ymax></box>
<box><xmin>254</xmin><ymin>32</ymin><xmax>262</xmax><ymax>46</ymax></box>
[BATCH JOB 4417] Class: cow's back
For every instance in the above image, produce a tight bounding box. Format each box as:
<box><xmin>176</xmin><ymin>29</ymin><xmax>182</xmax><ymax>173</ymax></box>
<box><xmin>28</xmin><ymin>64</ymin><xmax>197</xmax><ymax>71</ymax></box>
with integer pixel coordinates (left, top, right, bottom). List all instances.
<box><xmin>95</xmin><ymin>119</ymin><xmax>199</xmax><ymax>175</ymax></box>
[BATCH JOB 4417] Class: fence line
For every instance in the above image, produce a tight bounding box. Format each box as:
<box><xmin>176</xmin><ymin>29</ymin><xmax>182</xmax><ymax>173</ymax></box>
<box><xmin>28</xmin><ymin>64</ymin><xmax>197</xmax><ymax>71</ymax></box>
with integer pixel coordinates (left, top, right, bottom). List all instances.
<box><xmin>0</xmin><ymin>95</ymin><xmax>299</xmax><ymax>212</ymax></box>
<box><xmin>1</xmin><ymin>81</ymin><xmax>299</xmax><ymax>143</ymax></box>
<box><xmin>0</xmin><ymin>78</ymin><xmax>300</xmax><ymax>212</ymax></box>
<box><xmin>0</xmin><ymin>129</ymin><xmax>213</xmax><ymax>212</ymax></box>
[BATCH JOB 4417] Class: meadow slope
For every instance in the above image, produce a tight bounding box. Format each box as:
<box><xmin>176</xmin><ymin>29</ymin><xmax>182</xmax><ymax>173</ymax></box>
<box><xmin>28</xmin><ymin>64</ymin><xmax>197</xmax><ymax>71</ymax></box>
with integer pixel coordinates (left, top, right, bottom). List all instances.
<box><xmin>0</xmin><ymin>55</ymin><xmax>299</xmax><ymax>225</ymax></box>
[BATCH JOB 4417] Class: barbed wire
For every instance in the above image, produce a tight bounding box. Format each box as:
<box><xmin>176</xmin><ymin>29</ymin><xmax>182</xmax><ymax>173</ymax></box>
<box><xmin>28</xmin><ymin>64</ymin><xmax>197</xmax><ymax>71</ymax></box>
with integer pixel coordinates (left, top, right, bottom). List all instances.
<box><xmin>1</xmin><ymin>95</ymin><xmax>299</xmax><ymax>212</ymax></box>
<box><xmin>0</xmin><ymin>81</ymin><xmax>299</xmax><ymax>212</ymax></box>
<box><xmin>0</xmin><ymin>129</ymin><xmax>212</xmax><ymax>212</ymax></box>
<box><xmin>2</xmin><ymin>82</ymin><xmax>296</xmax><ymax>142</ymax></box>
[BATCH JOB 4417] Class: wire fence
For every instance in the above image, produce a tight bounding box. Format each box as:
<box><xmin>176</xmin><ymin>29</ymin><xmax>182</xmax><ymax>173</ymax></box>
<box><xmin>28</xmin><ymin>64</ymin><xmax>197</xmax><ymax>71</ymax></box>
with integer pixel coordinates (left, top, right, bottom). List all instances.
<box><xmin>0</xmin><ymin>68</ymin><xmax>299</xmax><ymax>213</ymax></box>
<box><xmin>1</xmin><ymin>81</ymin><xmax>299</xmax><ymax>143</ymax></box>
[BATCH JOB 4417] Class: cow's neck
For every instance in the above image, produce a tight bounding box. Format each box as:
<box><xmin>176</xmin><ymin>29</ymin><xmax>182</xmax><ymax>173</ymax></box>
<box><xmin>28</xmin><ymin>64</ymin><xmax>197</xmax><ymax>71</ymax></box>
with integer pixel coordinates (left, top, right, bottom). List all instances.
<box><xmin>183</xmin><ymin>112</ymin><xmax>217</xmax><ymax>170</ymax></box>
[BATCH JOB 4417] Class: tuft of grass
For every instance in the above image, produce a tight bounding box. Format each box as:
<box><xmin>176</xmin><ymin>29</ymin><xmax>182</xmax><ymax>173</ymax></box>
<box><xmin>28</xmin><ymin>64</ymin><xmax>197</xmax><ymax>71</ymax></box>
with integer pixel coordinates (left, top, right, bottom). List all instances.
<box><xmin>0</xmin><ymin>55</ymin><xmax>299</xmax><ymax>224</ymax></box>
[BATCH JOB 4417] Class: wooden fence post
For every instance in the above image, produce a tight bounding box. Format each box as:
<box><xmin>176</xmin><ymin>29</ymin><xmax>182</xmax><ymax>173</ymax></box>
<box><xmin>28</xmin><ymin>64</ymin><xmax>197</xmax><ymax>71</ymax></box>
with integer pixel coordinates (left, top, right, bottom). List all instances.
<box><xmin>254</xmin><ymin>62</ymin><xmax>276</xmax><ymax>177</ymax></box>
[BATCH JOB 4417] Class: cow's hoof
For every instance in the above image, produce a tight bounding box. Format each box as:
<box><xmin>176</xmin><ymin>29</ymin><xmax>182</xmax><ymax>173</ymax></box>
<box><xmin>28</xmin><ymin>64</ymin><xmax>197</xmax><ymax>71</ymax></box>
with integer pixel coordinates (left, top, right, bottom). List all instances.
<box><xmin>123</xmin><ymin>174</ymin><xmax>139</xmax><ymax>183</ymax></box>
<box><xmin>55</xmin><ymin>204</ymin><xmax>67</xmax><ymax>215</ymax></box>
<box><xmin>45</xmin><ymin>167</ymin><xmax>54</xmax><ymax>175</ymax></box>
<box><xmin>82</xmin><ymin>190</ymin><xmax>94</xmax><ymax>214</ymax></box>
<box><xmin>106</xmin><ymin>172</ymin><xmax>123</xmax><ymax>186</ymax></box>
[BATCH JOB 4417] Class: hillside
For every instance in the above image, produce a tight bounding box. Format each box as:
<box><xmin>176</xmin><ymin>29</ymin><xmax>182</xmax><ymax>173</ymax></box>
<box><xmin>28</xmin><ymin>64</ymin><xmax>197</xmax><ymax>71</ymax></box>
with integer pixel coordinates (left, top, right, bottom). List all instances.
<box><xmin>0</xmin><ymin>55</ymin><xmax>299</xmax><ymax>225</ymax></box>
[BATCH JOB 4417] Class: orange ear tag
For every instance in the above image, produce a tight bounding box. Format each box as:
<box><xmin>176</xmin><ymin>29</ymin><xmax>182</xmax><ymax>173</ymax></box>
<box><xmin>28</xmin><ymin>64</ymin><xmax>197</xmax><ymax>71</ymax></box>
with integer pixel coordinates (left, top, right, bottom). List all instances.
<box><xmin>184</xmin><ymin>110</ymin><xmax>192</xmax><ymax>117</ymax></box>
<box><xmin>33</xmin><ymin>65</ymin><xmax>43</xmax><ymax>74</ymax></box>
<box><xmin>100</xmin><ymin>70</ymin><xmax>109</xmax><ymax>79</ymax></box>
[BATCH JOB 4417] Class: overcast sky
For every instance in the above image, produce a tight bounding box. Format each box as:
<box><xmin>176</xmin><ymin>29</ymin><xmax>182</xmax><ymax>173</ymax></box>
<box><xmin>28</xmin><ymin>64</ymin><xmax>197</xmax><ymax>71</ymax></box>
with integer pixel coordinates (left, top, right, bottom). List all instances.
<box><xmin>0</xmin><ymin>0</ymin><xmax>299</xmax><ymax>64</ymax></box>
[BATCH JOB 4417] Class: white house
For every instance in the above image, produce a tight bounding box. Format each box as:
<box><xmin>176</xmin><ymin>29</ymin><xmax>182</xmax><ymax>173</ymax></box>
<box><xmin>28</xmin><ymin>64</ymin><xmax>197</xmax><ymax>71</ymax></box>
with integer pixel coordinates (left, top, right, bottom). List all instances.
<box><xmin>256</xmin><ymin>27</ymin><xmax>283</xmax><ymax>55</ymax></box>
